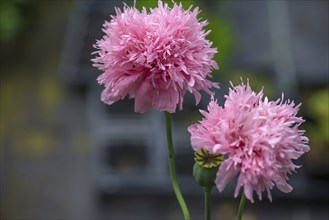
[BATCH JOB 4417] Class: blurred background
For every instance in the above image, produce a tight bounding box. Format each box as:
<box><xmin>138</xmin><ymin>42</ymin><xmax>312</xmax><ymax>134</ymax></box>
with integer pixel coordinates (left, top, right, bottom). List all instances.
<box><xmin>0</xmin><ymin>0</ymin><xmax>328</xmax><ymax>219</ymax></box>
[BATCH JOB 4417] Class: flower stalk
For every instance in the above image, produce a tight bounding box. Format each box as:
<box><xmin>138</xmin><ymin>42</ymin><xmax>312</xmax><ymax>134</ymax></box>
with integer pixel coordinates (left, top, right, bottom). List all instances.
<box><xmin>236</xmin><ymin>193</ymin><xmax>246</xmax><ymax>220</ymax></box>
<box><xmin>204</xmin><ymin>186</ymin><xmax>212</xmax><ymax>220</ymax></box>
<box><xmin>164</xmin><ymin>112</ymin><xmax>190</xmax><ymax>220</ymax></box>
<box><xmin>193</xmin><ymin>149</ymin><xmax>223</xmax><ymax>220</ymax></box>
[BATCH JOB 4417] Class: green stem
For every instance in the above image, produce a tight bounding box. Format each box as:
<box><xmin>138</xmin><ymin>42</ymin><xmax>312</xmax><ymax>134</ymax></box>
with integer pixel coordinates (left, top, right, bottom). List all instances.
<box><xmin>236</xmin><ymin>193</ymin><xmax>246</xmax><ymax>220</ymax></box>
<box><xmin>164</xmin><ymin>112</ymin><xmax>190</xmax><ymax>220</ymax></box>
<box><xmin>204</xmin><ymin>187</ymin><xmax>212</xmax><ymax>220</ymax></box>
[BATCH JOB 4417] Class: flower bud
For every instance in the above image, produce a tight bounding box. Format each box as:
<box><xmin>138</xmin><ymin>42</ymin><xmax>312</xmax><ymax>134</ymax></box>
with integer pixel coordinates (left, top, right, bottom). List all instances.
<box><xmin>193</xmin><ymin>148</ymin><xmax>224</xmax><ymax>188</ymax></box>
<box><xmin>193</xmin><ymin>162</ymin><xmax>218</xmax><ymax>188</ymax></box>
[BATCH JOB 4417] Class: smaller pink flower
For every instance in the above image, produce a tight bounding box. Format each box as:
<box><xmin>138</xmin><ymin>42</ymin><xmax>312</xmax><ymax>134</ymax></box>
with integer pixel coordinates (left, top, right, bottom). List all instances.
<box><xmin>92</xmin><ymin>1</ymin><xmax>219</xmax><ymax>113</ymax></box>
<box><xmin>188</xmin><ymin>80</ymin><xmax>310</xmax><ymax>202</ymax></box>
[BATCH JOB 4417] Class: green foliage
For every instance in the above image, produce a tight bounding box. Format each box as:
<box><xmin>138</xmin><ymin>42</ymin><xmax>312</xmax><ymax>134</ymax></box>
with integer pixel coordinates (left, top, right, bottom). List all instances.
<box><xmin>229</xmin><ymin>72</ymin><xmax>275</xmax><ymax>99</ymax></box>
<box><xmin>305</xmin><ymin>88</ymin><xmax>329</xmax><ymax>148</ymax></box>
<box><xmin>201</xmin><ymin>10</ymin><xmax>235</xmax><ymax>74</ymax></box>
<box><xmin>0</xmin><ymin>0</ymin><xmax>36</xmax><ymax>41</ymax></box>
<box><xmin>0</xmin><ymin>1</ymin><xmax>21</xmax><ymax>40</ymax></box>
<box><xmin>135</xmin><ymin>0</ymin><xmax>196</xmax><ymax>11</ymax></box>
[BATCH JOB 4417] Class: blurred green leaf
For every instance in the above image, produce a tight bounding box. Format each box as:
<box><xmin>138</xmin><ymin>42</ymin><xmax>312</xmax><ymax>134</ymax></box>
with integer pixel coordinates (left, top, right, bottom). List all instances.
<box><xmin>0</xmin><ymin>2</ymin><xmax>21</xmax><ymax>40</ymax></box>
<box><xmin>305</xmin><ymin>88</ymin><xmax>329</xmax><ymax>146</ymax></box>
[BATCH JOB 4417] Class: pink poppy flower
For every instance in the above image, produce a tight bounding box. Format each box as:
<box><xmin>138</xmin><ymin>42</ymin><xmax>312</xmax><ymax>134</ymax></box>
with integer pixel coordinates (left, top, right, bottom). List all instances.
<box><xmin>92</xmin><ymin>1</ymin><xmax>219</xmax><ymax>113</ymax></box>
<box><xmin>188</xmin><ymin>80</ymin><xmax>310</xmax><ymax>202</ymax></box>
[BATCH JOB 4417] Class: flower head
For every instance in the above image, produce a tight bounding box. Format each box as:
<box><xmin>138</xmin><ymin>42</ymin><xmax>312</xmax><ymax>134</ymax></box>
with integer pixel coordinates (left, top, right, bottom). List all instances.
<box><xmin>188</xmin><ymin>80</ymin><xmax>310</xmax><ymax>202</ymax></box>
<box><xmin>92</xmin><ymin>1</ymin><xmax>219</xmax><ymax>113</ymax></box>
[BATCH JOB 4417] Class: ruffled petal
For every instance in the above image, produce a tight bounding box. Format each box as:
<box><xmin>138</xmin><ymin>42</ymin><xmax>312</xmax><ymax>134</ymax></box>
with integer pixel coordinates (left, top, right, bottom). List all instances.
<box><xmin>134</xmin><ymin>81</ymin><xmax>154</xmax><ymax>113</ymax></box>
<box><xmin>216</xmin><ymin>161</ymin><xmax>239</xmax><ymax>192</ymax></box>
<box><xmin>100</xmin><ymin>74</ymin><xmax>139</xmax><ymax>105</ymax></box>
<box><xmin>152</xmin><ymin>84</ymin><xmax>179</xmax><ymax>113</ymax></box>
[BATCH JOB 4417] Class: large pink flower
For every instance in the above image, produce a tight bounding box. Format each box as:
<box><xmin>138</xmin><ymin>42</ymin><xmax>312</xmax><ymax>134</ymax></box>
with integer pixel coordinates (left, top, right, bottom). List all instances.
<box><xmin>188</xmin><ymin>80</ymin><xmax>310</xmax><ymax>202</ymax></box>
<box><xmin>92</xmin><ymin>1</ymin><xmax>219</xmax><ymax>113</ymax></box>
